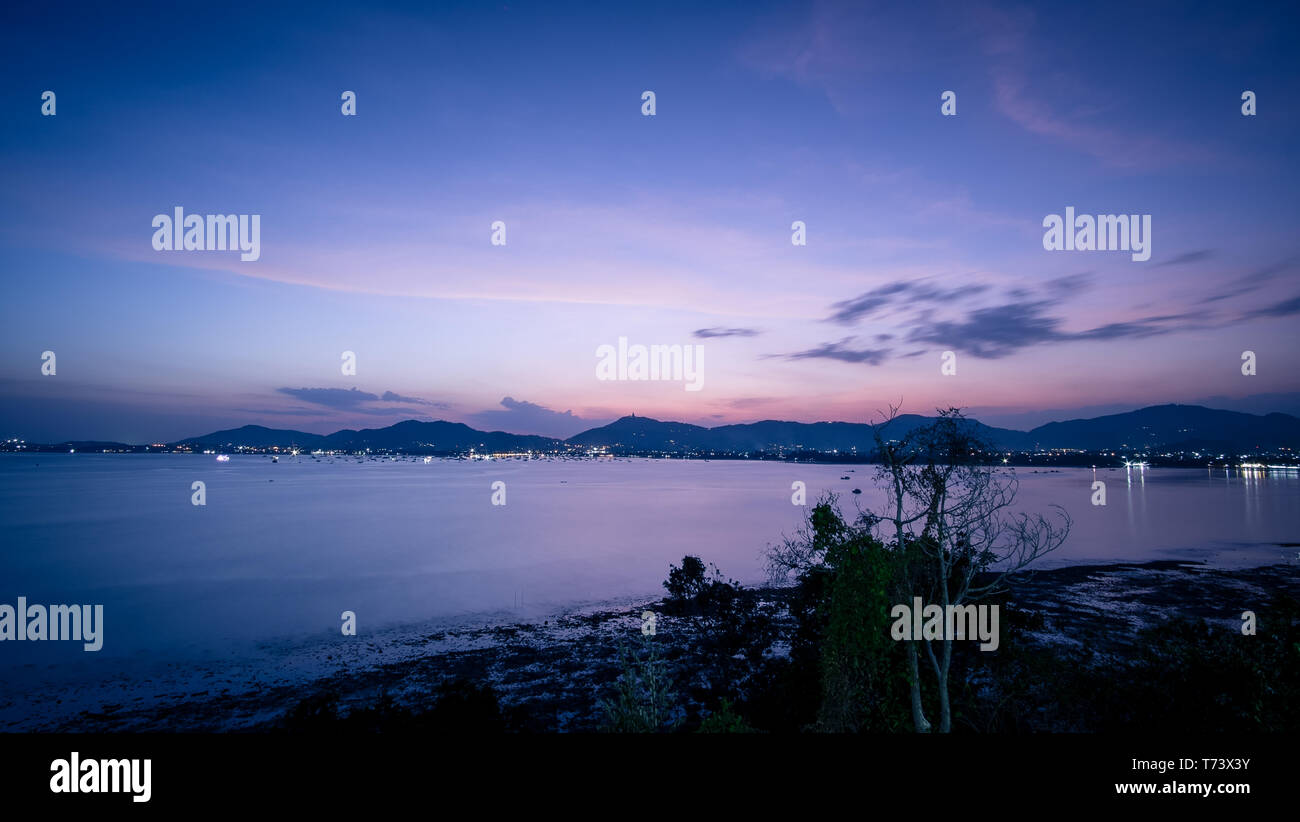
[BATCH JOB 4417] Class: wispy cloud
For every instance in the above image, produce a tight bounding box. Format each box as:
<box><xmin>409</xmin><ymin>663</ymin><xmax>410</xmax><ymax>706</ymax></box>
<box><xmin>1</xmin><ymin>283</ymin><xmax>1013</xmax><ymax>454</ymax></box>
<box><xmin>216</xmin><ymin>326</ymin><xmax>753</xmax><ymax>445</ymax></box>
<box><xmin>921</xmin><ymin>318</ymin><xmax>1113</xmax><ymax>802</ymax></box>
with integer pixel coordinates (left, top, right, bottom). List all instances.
<box><xmin>734</xmin><ymin>1</ymin><xmax>916</xmax><ymax>117</ymax></box>
<box><xmin>905</xmin><ymin>300</ymin><xmax>1213</xmax><ymax>358</ymax></box>
<box><xmin>694</xmin><ymin>327</ymin><xmax>762</xmax><ymax>339</ymax></box>
<box><xmin>904</xmin><ymin>299</ymin><xmax>1064</xmax><ymax>358</ymax></box>
<box><xmin>380</xmin><ymin>391</ymin><xmax>447</xmax><ymax>407</ymax></box>
<box><xmin>1243</xmin><ymin>294</ymin><xmax>1300</xmax><ymax>319</ymax></box>
<box><xmin>276</xmin><ymin>387</ymin><xmax>448</xmax><ymax>413</ymax></box>
<box><xmin>801</xmin><ymin>272</ymin><xmax>1222</xmax><ymax>363</ymax></box>
<box><xmin>277</xmin><ymin>387</ymin><xmax>378</xmax><ymax>409</ymax></box>
<box><xmin>972</xmin><ymin>5</ymin><xmax>1217</xmax><ymax>169</ymax></box>
<box><xmin>990</xmin><ymin>70</ymin><xmax>1215</xmax><ymax>169</ymax></box>
<box><xmin>1197</xmin><ymin>254</ymin><xmax>1299</xmax><ymax>304</ymax></box>
<box><xmin>828</xmin><ymin>279</ymin><xmax>992</xmax><ymax>324</ymax></box>
<box><xmin>465</xmin><ymin>397</ymin><xmax>607</xmax><ymax>439</ymax></box>
<box><xmin>726</xmin><ymin>396</ymin><xmax>782</xmax><ymax>409</ymax></box>
<box><xmin>784</xmin><ymin>337</ymin><xmax>891</xmax><ymax>365</ymax></box>
<box><xmin>1154</xmin><ymin>249</ymin><xmax>1216</xmax><ymax>267</ymax></box>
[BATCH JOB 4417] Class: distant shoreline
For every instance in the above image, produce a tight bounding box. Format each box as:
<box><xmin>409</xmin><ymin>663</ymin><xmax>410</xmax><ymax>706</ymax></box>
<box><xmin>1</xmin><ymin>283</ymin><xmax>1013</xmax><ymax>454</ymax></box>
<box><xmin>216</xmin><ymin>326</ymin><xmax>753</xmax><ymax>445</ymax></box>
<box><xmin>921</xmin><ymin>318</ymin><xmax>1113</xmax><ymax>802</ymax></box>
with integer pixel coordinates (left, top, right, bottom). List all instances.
<box><xmin>3</xmin><ymin>450</ymin><xmax>1298</xmax><ymax>471</ymax></box>
<box><xmin>6</xmin><ymin>404</ymin><xmax>1300</xmax><ymax>464</ymax></box>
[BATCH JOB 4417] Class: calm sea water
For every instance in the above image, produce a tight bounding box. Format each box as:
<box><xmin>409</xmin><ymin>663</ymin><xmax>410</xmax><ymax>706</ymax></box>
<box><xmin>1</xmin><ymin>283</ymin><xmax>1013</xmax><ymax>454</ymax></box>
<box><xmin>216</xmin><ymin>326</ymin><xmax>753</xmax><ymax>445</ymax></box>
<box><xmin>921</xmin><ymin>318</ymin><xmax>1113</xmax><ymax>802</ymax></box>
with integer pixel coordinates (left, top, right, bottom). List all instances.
<box><xmin>1</xmin><ymin>454</ymin><xmax>1297</xmax><ymax>664</ymax></box>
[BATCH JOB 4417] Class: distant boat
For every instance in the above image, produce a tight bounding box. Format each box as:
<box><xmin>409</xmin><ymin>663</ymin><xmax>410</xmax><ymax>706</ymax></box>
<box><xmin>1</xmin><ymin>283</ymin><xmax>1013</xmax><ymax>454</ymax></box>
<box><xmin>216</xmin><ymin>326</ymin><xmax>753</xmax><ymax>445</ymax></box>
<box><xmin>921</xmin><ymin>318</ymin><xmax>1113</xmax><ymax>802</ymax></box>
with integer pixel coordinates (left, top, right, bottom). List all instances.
<box><xmin>216</xmin><ymin>455</ymin><xmax>230</xmax><ymax>462</ymax></box>
<box><xmin>271</xmin><ymin>456</ymin><xmax>278</xmax><ymax>463</ymax></box>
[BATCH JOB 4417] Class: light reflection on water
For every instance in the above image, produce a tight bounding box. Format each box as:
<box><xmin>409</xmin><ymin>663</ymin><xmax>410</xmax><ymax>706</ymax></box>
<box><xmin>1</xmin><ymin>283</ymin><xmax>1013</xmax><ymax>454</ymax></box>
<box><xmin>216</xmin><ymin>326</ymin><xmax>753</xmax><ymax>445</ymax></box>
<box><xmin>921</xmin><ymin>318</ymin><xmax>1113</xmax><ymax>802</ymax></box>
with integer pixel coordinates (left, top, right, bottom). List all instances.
<box><xmin>0</xmin><ymin>454</ymin><xmax>1296</xmax><ymax>660</ymax></box>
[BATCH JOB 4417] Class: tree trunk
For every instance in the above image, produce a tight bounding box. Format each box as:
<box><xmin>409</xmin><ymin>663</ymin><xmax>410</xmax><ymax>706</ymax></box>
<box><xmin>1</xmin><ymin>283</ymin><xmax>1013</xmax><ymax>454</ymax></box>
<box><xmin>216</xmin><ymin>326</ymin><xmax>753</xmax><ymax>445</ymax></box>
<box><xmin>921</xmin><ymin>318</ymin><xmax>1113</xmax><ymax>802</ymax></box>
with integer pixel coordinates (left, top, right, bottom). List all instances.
<box><xmin>907</xmin><ymin>641</ymin><xmax>930</xmax><ymax>732</ymax></box>
<box><xmin>937</xmin><ymin>493</ymin><xmax>952</xmax><ymax>733</ymax></box>
<box><xmin>938</xmin><ymin>638</ymin><xmax>952</xmax><ymax>733</ymax></box>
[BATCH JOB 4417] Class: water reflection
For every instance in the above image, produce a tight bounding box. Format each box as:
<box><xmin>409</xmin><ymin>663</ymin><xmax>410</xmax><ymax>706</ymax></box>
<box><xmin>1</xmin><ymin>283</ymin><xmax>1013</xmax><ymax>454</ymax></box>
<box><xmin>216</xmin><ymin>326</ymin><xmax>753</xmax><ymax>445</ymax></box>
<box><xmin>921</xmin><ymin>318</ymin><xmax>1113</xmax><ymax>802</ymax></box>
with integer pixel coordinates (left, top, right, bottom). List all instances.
<box><xmin>0</xmin><ymin>455</ymin><xmax>1297</xmax><ymax>657</ymax></box>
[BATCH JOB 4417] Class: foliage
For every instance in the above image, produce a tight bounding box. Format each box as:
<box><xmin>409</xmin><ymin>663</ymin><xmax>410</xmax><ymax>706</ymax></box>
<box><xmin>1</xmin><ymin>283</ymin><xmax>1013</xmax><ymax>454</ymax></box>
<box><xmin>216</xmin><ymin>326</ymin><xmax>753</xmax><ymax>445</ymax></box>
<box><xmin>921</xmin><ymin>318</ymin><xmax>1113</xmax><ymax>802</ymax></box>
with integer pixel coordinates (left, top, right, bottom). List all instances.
<box><xmin>599</xmin><ymin>635</ymin><xmax>685</xmax><ymax>733</ymax></box>
<box><xmin>868</xmin><ymin>407</ymin><xmax>1070</xmax><ymax>732</ymax></box>
<box><xmin>760</xmin><ymin>495</ymin><xmax>912</xmax><ymax>732</ymax></box>
<box><xmin>1100</xmin><ymin>594</ymin><xmax>1300</xmax><ymax>732</ymax></box>
<box><xmin>664</xmin><ymin>555</ymin><xmax>710</xmax><ymax>604</ymax></box>
<box><xmin>947</xmin><ymin>594</ymin><xmax>1300</xmax><ymax>734</ymax></box>
<box><xmin>816</xmin><ymin>517</ymin><xmax>910</xmax><ymax>732</ymax></box>
<box><xmin>662</xmin><ymin>554</ymin><xmax>778</xmax><ymax>698</ymax></box>
<box><xmin>697</xmin><ymin>698</ymin><xmax>759</xmax><ymax>733</ymax></box>
<box><xmin>664</xmin><ymin>555</ymin><xmax>743</xmax><ymax>616</ymax></box>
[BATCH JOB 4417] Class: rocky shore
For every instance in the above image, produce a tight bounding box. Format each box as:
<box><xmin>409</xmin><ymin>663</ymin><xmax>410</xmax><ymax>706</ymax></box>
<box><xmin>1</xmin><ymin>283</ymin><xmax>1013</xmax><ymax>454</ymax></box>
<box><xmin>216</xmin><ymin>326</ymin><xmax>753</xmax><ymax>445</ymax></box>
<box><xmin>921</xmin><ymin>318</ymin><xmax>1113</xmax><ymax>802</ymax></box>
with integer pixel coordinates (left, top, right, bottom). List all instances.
<box><xmin>8</xmin><ymin>558</ymin><xmax>1298</xmax><ymax>733</ymax></box>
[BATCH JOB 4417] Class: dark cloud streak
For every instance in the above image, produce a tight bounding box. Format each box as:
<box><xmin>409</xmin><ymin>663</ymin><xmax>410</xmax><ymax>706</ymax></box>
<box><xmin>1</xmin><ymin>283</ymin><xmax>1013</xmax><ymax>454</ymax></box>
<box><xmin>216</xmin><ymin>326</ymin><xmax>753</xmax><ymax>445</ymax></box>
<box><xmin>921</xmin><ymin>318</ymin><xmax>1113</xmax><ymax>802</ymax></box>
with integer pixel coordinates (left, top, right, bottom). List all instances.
<box><xmin>785</xmin><ymin>338</ymin><xmax>891</xmax><ymax>365</ymax></box>
<box><xmin>827</xmin><ymin>280</ymin><xmax>991</xmax><ymax>325</ymax></box>
<box><xmin>694</xmin><ymin>327</ymin><xmax>761</xmax><ymax>338</ymax></box>
<box><xmin>277</xmin><ymin>387</ymin><xmax>378</xmax><ymax>409</ymax></box>
<box><xmin>1153</xmin><ymin>249</ymin><xmax>1215</xmax><ymax>267</ymax></box>
<box><xmin>276</xmin><ymin>387</ymin><xmax>448</xmax><ymax>413</ymax></box>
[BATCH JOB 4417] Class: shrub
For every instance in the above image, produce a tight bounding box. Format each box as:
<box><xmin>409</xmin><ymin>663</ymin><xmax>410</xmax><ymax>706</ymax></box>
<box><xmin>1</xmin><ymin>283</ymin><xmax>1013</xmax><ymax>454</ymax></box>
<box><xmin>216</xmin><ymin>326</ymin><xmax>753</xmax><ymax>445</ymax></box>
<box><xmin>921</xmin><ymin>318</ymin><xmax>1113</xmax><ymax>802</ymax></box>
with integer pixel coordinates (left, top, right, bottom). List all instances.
<box><xmin>599</xmin><ymin>635</ymin><xmax>684</xmax><ymax>733</ymax></box>
<box><xmin>664</xmin><ymin>555</ymin><xmax>710</xmax><ymax>605</ymax></box>
<box><xmin>697</xmin><ymin>698</ymin><xmax>759</xmax><ymax>733</ymax></box>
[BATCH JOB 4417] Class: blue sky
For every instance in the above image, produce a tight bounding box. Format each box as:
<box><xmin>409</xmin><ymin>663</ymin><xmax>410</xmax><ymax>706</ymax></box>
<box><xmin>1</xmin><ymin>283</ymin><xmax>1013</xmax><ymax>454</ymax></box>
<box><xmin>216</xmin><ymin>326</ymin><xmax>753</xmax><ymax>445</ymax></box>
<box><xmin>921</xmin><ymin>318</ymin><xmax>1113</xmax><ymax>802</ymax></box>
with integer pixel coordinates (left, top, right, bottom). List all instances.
<box><xmin>2</xmin><ymin>0</ymin><xmax>1298</xmax><ymax>441</ymax></box>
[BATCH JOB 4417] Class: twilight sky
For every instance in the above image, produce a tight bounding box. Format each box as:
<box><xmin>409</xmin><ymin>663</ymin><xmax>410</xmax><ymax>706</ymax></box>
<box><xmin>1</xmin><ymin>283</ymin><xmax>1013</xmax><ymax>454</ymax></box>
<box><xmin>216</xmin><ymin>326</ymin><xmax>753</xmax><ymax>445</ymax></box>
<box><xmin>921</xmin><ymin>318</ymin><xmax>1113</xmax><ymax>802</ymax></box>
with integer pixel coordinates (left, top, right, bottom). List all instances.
<box><xmin>2</xmin><ymin>0</ymin><xmax>1299</xmax><ymax>442</ymax></box>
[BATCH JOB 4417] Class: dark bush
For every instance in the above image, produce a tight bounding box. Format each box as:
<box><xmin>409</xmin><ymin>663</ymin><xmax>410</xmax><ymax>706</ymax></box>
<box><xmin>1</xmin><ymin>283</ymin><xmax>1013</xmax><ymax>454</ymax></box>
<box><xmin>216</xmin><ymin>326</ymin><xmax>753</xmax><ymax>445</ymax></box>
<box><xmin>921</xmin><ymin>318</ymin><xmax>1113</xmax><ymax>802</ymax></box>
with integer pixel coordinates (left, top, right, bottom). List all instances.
<box><xmin>697</xmin><ymin>698</ymin><xmax>759</xmax><ymax>733</ymax></box>
<box><xmin>279</xmin><ymin>678</ymin><xmax>509</xmax><ymax>733</ymax></box>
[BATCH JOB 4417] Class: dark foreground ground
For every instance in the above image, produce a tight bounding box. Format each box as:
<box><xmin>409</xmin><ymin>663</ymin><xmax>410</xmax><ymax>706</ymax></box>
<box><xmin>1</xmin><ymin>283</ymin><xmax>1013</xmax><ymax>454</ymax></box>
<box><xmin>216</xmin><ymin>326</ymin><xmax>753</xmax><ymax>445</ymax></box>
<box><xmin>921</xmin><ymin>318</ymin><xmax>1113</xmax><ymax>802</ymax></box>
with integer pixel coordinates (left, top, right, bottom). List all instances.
<box><xmin>17</xmin><ymin>559</ymin><xmax>1298</xmax><ymax>733</ymax></box>
<box><xmin>224</xmin><ymin>561</ymin><xmax>1300</xmax><ymax>732</ymax></box>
